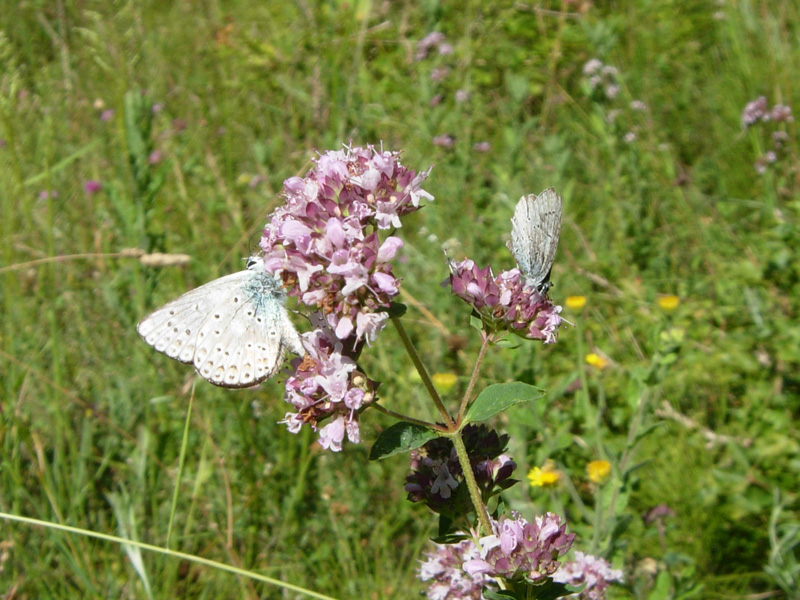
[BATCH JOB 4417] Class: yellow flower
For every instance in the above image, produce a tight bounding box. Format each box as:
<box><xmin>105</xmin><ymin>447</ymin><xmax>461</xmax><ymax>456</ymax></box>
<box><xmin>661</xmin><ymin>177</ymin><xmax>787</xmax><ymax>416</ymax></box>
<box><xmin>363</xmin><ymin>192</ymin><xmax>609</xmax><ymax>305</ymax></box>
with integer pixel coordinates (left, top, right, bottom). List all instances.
<box><xmin>585</xmin><ymin>353</ymin><xmax>609</xmax><ymax>369</ymax></box>
<box><xmin>658</xmin><ymin>295</ymin><xmax>680</xmax><ymax>311</ymax></box>
<box><xmin>565</xmin><ymin>295</ymin><xmax>587</xmax><ymax>309</ymax></box>
<box><xmin>432</xmin><ymin>372</ymin><xmax>458</xmax><ymax>393</ymax></box>
<box><xmin>587</xmin><ymin>460</ymin><xmax>611</xmax><ymax>484</ymax></box>
<box><xmin>528</xmin><ymin>460</ymin><xmax>561</xmax><ymax>488</ymax></box>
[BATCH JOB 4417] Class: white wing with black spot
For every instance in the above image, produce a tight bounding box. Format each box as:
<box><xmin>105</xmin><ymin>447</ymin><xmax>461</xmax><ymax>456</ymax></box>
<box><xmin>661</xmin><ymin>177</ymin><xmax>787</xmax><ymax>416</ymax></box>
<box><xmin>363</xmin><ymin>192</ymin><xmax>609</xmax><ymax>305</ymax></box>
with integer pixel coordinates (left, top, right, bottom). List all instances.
<box><xmin>507</xmin><ymin>188</ymin><xmax>562</xmax><ymax>293</ymax></box>
<box><xmin>137</xmin><ymin>257</ymin><xmax>304</xmax><ymax>388</ymax></box>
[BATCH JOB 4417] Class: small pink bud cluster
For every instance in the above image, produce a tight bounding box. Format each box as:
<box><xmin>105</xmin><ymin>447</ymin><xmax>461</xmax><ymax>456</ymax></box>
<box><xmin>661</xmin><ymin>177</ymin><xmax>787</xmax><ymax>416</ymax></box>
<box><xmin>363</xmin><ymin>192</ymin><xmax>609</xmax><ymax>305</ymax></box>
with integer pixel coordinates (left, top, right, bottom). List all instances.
<box><xmin>463</xmin><ymin>512</ymin><xmax>575</xmax><ymax>583</ymax></box>
<box><xmin>741</xmin><ymin>97</ymin><xmax>795</xmax><ymax>174</ymax></box>
<box><xmin>281</xmin><ymin>318</ymin><xmax>378</xmax><ymax>452</ymax></box>
<box><xmin>447</xmin><ymin>259</ymin><xmax>562</xmax><ymax>343</ymax></box>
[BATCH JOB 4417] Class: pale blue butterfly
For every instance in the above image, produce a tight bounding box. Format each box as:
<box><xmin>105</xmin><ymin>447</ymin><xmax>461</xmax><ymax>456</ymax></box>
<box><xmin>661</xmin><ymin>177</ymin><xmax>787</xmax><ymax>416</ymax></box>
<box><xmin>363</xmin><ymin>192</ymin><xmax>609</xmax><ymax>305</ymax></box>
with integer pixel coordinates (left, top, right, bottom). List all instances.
<box><xmin>508</xmin><ymin>188</ymin><xmax>562</xmax><ymax>294</ymax></box>
<box><xmin>137</xmin><ymin>256</ymin><xmax>303</xmax><ymax>388</ymax></box>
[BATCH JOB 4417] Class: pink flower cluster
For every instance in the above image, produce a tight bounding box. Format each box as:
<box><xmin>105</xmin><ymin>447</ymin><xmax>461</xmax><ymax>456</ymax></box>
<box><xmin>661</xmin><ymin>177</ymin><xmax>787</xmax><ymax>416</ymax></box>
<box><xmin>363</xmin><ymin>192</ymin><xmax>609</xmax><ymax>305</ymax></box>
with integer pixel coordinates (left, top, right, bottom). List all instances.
<box><xmin>582</xmin><ymin>59</ymin><xmax>619</xmax><ymax>100</ymax></box>
<box><xmin>281</xmin><ymin>318</ymin><xmax>378</xmax><ymax>452</ymax></box>
<box><xmin>415</xmin><ymin>31</ymin><xmax>453</xmax><ymax>61</ymax></box>
<box><xmin>419</xmin><ymin>540</ymin><xmax>488</xmax><ymax>600</ymax></box>
<box><xmin>552</xmin><ymin>551</ymin><xmax>624</xmax><ymax>600</ymax></box>
<box><xmin>261</xmin><ymin>145</ymin><xmax>433</xmax><ymax>450</ymax></box>
<box><xmin>261</xmin><ymin>145</ymin><xmax>432</xmax><ymax>346</ymax></box>
<box><xmin>740</xmin><ymin>97</ymin><xmax>795</xmax><ymax>174</ymax></box>
<box><xmin>463</xmin><ymin>512</ymin><xmax>575</xmax><ymax>583</ymax></box>
<box><xmin>447</xmin><ymin>259</ymin><xmax>562</xmax><ymax>343</ymax></box>
<box><xmin>418</xmin><ymin>512</ymin><xmax>576</xmax><ymax>598</ymax></box>
<box><xmin>742</xmin><ymin>95</ymin><xmax>794</xmax><ymax>127</ymax></box>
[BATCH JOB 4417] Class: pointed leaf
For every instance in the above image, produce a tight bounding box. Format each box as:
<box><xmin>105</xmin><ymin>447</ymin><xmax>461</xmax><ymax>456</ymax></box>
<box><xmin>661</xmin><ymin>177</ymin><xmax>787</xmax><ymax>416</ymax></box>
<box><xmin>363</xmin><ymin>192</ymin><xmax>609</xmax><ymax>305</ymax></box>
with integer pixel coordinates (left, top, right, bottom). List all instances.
<box><xmin>369</xmin><ymin>421</ymin><xmax>438</xmax><ymax>460</ymax></box>
<box><xmin>465</xmin><ymin>382</ymin><xmax>543</xmax><ymax>424</ymax></box>
<box><xmin>383</xmin><ymin>302</ymin><xmax>407</xmax><ymax>318</ymax></box>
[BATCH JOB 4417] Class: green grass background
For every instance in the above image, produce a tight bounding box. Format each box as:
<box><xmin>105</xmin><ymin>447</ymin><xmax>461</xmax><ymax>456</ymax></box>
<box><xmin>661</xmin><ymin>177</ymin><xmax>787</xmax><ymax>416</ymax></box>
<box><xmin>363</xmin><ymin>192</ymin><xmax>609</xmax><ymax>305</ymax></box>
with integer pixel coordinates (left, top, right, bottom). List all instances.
<box><xmin>1</xmin><ymin>0</ymin><xmax>799</xmax><ymax>598</ymax></box>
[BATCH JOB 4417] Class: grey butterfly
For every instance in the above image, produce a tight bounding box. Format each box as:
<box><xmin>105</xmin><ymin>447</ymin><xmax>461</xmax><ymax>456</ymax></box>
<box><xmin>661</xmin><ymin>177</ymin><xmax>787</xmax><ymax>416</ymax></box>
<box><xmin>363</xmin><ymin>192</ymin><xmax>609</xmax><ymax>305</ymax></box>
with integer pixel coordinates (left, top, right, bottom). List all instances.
<box><xmin>137</xmin><ymin>256</ymin><xmax>304</xmax><ymax>388</ymax></box>
<box><xmin>507</xmin><ymin>188</ymin><xmax>562</xmax><ymax>294</ymax></box>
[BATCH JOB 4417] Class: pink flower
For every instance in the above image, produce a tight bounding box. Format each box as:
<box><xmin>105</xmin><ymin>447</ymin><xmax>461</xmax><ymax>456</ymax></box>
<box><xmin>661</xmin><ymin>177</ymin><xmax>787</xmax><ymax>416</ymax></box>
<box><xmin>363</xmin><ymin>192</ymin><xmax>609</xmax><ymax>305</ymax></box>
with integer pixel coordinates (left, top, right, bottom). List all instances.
<box><xmin>261</xmin><ymin>145</ymin><xmax>432</xmax><ymax>346</ymax></box>
<box><xmin>262</xmin><ymin>146</ymin><xmax>433</xmax><ymax>450</ymax></box>
<box><xmin>433</xmin><ymin>134</ymin><xmax>455</xmax><ymax>148</ymax></box>
<box><xmin>447</xmin><ymin>259</ymin><xmax>563</xmax><ymax>343</ymax></box>
<box><xmin>279</xmin><ymin>320</ymin><xmax>378</xmax><ymax>452</ymax></box>
<box><xmin>463</xmin><ymin>513</ymin><xmax>575</xmax><ymax>582</ymax></box>
<box><xmin>419</xmin><ymin>541</ymin><xmax>488</xmax><ymax>600</ymax></box>
<box><xmin>416</xmin><ymin>32</ymin><xmax>447</xmax><ymax>61</ymax></box>
<box><xmin>84</xmin><ymin>180</ymin><xmax>102</xmax><ymax>194</ymax></box>
<box><xmin>742</xmin><ymin>96</ymin><xmax>768</xmax><ymax>126</ymax></box>
<box><xmin>552</xmin><ymin>552</ymin><xmax>624</xmax><ymax>600</ymax></box>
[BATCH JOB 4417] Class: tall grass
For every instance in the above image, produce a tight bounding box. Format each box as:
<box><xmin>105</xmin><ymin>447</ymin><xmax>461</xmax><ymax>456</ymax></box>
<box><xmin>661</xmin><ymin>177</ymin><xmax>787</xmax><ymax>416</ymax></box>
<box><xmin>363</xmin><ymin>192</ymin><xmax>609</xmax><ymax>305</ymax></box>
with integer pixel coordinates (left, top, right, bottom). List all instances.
<box><xmin>1</xmin><ymin>1</ymin><xmax>798</xmax><ymax>597</ymax></box>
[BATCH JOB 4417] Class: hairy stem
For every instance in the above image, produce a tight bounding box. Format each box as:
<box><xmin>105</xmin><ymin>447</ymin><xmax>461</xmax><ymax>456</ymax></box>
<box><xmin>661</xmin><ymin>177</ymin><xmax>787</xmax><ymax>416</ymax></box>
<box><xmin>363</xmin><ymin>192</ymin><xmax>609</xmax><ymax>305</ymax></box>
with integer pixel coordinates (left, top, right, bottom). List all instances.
<box><xmin>391</xmin><ymin>315</ymin><xmax>454</xmax><ymax>428</ymax></box>
<box><xmin>457</xmin><ymin>332</ymin><xmax>491</xmax><ymax>423</ymax></box>
<box><xmin>451</xmin><ymin>430</ymin><xmax>493</xmax><ymax>535</ymax></box>
<box><xmin>371</xmin><ymin>403</ymin><xmax>446</xmax><ymax>432</ymax></box>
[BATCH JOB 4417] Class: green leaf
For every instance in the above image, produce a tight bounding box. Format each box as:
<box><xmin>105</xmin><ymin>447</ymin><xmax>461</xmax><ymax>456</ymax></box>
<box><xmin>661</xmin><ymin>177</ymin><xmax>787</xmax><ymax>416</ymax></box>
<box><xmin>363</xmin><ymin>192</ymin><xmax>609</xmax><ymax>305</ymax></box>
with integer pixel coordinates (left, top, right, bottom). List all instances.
<box><xmin>465</xmin><ymin>382</ymin><xmax>544</xmax><ymax>424</ymax></box>
<box><xmin>483</xmin><ymin>590</ymin><xmax>518</xmax><ymax>600</ymax></box>
<box><xmin>469</xmin><ymin>312</ymin><xmax>484</xmax><ymax>333</ymax></box>
<box><xmin>483</xmin><ymin>579</ymin><xmax>578</xmax><ymax>600</ymax></box>
<box><xmin>494</xmin><ymin>337</ymin><xmax>520</xmax><ymax>349</ymax></box>
<box><xmin>528</xmin><ymin>580</ymin><xmax>580</xmax><ymax>600</ymax></box>
<box><xmin>369</xmin><ymin>421</ymin><xmax>438</xmax><ymax>460</ymax></box>
<box><xmin>383</xmin><ymin>302</ymin><xmax>407</xmax><ymax>318</ymax></box>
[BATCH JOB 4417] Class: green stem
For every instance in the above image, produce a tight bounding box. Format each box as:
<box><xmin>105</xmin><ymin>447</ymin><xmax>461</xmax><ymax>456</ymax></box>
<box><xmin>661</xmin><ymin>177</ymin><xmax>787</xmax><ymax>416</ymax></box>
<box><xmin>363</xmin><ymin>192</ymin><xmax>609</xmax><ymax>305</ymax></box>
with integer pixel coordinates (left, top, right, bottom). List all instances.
<box><xmin>451</xmin><ymin>431</ymin><xmax>492</xmax><ymax>535</ymax></box>
<box><xmin>457</xmin><ymin>333</ymin><xmax>490</xmax><ymax>423</ymax></box>
<box><xmin>390</xmin><ymin>315</ymin><xmax>454</xmax><ymax>428</ymax></box>
<box><xmin>574</xmin><ymin>319</ymin><xmax>595</xmax><ymax>434</ymax></box>
<box><xmin>603</xmin><ymin>387</ymin><xmax>650</xmax><ymax>551</ymax></box>
<box><xmin>167</xmin><ymin>388</ymin><xmax>194</xmax><ymax>548</ymax></box>
<box><xmin>371</xmin><ymin>403</ymin><xmax>446</xmax><ymax>432</ymax></box>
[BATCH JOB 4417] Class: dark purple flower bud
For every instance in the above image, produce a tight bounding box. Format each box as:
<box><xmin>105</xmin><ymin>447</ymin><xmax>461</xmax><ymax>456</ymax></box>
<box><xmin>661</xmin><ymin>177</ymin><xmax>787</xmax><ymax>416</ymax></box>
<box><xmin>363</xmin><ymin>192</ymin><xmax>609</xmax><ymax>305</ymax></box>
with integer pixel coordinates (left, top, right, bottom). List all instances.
<box><xmin>406</xmin><ymin>425</ymin><xmax>516</xmax><ymax>514</ymax></box>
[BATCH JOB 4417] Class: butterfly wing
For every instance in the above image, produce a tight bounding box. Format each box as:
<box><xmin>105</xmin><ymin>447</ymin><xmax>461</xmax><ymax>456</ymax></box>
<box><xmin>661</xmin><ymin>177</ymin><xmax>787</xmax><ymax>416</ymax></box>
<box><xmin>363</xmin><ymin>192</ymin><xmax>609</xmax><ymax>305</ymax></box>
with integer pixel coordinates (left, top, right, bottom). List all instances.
<box><xmin>507</xmin><ymin>188</ymin><xmax>562</xmax><ymax>291</ymax></box>
<box><xmin>137</xmin><ymin>267</ymin><xmax>302</xmax><ymax>388</ymax></box>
